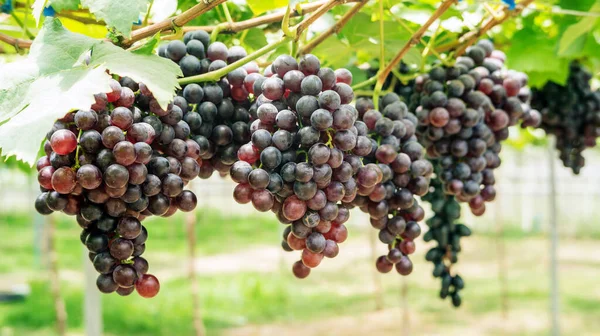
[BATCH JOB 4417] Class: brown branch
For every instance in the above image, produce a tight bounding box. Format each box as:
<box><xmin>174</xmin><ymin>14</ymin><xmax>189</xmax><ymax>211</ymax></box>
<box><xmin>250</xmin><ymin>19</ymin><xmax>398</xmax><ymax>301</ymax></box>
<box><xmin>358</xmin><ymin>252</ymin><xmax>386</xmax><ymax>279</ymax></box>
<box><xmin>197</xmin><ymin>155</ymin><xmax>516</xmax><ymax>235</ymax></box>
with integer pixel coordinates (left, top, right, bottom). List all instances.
<box><xmin>182</xmin><ymin>0</ymin><xmax>362</xmax><ymax>34</ymax></box>
<box><xmin>438</xmin><ymin>0</ymin><xmax>535</xmax><ymax>54</ymax></box>
<box><xmin>376</xmin><ymin>0</ymin><xmax>458</xmax><ymax>86</ymax></box>
<box><xmin>295</xmin><ymin>0</ymin><xmax>340</xmax><ymax>37</ymax></box>
<box><xmin>57</xmin><ymin>12</ymin><xmax>106</xmax><ymax>26</ymax></box>
<box><xmin>298</xmin><ymin>0</ymin><xmax>368</xmax><ymax>55</ymax></box>
<box><xmin>0</xmin><ymin>32</ymin><xmax>33</xmax><ymax>49</ymax></box>
<box><xmin>121</xmin><ymin>0</ymin><xmax>227</xmax><ymax>47</ymax></box>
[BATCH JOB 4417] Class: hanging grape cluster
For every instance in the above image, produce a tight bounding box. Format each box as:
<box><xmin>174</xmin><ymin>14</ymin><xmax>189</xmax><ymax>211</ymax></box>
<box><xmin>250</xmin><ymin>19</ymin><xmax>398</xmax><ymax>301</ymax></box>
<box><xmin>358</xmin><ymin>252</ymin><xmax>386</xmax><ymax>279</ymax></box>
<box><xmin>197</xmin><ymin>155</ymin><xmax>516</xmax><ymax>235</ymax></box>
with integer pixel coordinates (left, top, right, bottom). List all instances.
<box><xmin>35</xmin><ymin>76</ymin><xmax>199</xmax><ymax>298</ymax></box>
<box><xmin>34</xmin><ymin>30</ymin><xmax>259</xmax><ymax>298</ymax></box>
<box><xmin>421</xmin><ymin>162</ymin><xmax>470</xmax><ymax>307</ymax></box>
<box><xmin>349</xmin><ymin>94</ymin><xmax>432</xmax><ymax>276</ymax></box>
<box><xmin>413</xmin><ymin>40</ymin><xmax>540</xmax><ymax>216</ymax></box>
<box><xmin>230</xmin><ymin>53</ymin><xmax>358</xmax><ymax>278</ymax></box>
<box><xmin>531</xmin><ymin>62</ymin><xmax>600</xmax><ymax>174</ymax></box>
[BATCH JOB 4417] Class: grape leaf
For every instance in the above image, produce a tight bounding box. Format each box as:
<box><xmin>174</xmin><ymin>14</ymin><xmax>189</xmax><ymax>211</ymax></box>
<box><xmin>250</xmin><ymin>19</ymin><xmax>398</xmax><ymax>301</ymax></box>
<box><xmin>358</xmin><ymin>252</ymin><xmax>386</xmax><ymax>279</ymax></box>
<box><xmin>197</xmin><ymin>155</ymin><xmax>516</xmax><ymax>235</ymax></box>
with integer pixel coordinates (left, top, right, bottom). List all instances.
<box><xmin>49</xmin><ymin>0</ymin><xmax>80</xmax><ymax>12</ymax></box>
<box><xmin>0</xmin><ymin>18</ymin><xmax>181</xmax><ymax>165</ymax></box>
<box><xmin>558</xmin><ymin>3</ymin><xmax>600</xmax><ymax>56</ymax></box>
<box><xmin>246</xmin><ymin>0</ymin><xmax>288</xmax><ymax>15</ymax></box>
<box><xmin>504</xmin><ymin>26</ymin><xmax>568</xmax><ymax>87</ymax></box>
<box><xmin>243</xmin><ymin>28</ymin><xmax>269</xmax><ymax>51</ymax></box>
<box><xmin>80</xmin><ymin>0</ymin><xmax>150</xmax><ymax>36</ymax></box>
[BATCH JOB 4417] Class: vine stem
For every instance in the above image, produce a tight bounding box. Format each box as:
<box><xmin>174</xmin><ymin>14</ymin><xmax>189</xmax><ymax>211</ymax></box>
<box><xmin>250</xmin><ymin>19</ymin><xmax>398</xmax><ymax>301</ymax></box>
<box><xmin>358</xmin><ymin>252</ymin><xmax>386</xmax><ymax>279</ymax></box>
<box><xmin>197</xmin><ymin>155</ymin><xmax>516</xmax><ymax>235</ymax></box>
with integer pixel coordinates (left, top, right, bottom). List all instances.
<box><xmin>298</xmin><ymin>0</ymin><xmax>368</xmax><ymax>55</ymax></box>
<box><xmin>184</xmin><ymin>0</ymin><xmax>363</xmax><ymax>34</ymax></box>
<box><xmin>374</xmin><ymin>0</ymin><xmax>458</xmax><ymax>99</ymax></box>
<box><xmin>11</xmin><ymin>12</ymin><xmax>35</xmax><ymax>39</ymax></box>
<box><xmin>180</xmin><ymin>0</ymin><xmax>339</xmax><ymax>85</ymax></box>
<box><xmin>454</xmin><ymin>0</ymin><xmax>534</xmax><ymax>56</ymax></box>
<box><xmin>178</xmin><ymin>37</ymin><xmax>291</xmax><ymax>85</ymax></box>
<box><xmin>294</xmin><ymin>0</ymin><xmax>339</xmax><ymax>37</ymax></box>
<box><xmin>222</xmin><ymin>3</ymin><xmax>234</xmax><ymax>24</ymax></box>
<box><xmin>437</xmin><ymin>0</ymin><xmax>535</xmax><ymax>54</ymax></box>
<box><xmin>143</xmin><ymin>0</ymin><xmax>155</xmax><ymax>26</ymax></box>
<box><xmin>391</xmin><ymin>13</ymin><xmax>451</xmax><ymax>67</ymax></box>
<box><xmin>121</xmin><ymin>0</ymin><xmax>227</xmax><ymax>47</ymax></box>
<box><xmin>378</xmin><ymin>0</ymin><xmax>385</xmax><ymax>70</ymax></box>
<box><xmin>0</xmin><ymin>32</ymin><xmax>33</xmax><ymax>49</ymax></box>
<box><xmin>352</xmin><ymin>76</ymin><xmax>378</xmax><ymax>90</ymax></box>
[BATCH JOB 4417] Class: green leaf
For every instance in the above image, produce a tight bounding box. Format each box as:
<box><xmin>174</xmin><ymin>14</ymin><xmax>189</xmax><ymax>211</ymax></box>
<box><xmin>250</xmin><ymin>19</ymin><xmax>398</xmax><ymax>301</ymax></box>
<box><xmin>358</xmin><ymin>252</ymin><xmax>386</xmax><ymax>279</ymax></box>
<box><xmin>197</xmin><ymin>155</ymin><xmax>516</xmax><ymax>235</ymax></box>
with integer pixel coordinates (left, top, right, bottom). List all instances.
<box><xmin>0</xmin><ymin>18</ymin><xmax>181</xmax><ymax>165</ymax></box>
<box><xmin>80</xmin><ymin>0</ymin><xmax>150</xmax><ymax>37</ymax></box>
<box><xmin>243</xmin><ymin>28</ymin><xmax>268</xmax><ymax>51</ymax></box>
<box><xmin>246</xmin><ymin>0</ymin><xmax>288</xmax><ymax>15</ymax></box>
<box><xmin>132</xmin><ymin>33</ymin><xmax>161</xmax><ymax>55</ymax></box>
<box><xmin>504</xmin><ymin>26</ymin><xmax>568</xmax><ymax>87</ymax></box>
<box><xmin>49</xmin><ymin>0</ymin><xmax>81</xmax><ymax>12</ymax></box>
<box><xmin>0</xmin><ymin>67</ymin><xmax>111</xmax><ymax>165</ymax></box>
<box><xmin>558</xmin><ymin>3</ymin><xmax>600</xmax><ymax>56</ymax></box>
<box><xmin>89</xmin><ymin>42</ymin><xmax>182</xmax><ymax>107</ymax></box>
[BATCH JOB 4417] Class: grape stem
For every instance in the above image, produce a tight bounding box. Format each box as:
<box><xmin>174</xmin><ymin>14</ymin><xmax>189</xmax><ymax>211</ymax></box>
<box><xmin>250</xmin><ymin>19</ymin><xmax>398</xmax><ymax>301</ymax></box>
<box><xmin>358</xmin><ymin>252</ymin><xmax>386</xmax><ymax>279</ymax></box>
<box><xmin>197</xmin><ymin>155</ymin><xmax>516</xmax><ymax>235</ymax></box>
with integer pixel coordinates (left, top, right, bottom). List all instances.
<box><xmin>352</xmin><ymin>77</ymin><xmax>378</xmax><ymax>91</ymax></box>
<box><xmin>378</xmin><ymin>0</ymin><xmax>385</xmax><ymax>70</ymax></box>
<box><xmin>121</xmin><ymin>0</ymin><xmax>227</xmax><ymax>47</ymax></box>
<box><xmin>325</xmin><ymin>129</ymin><xmax>334</xmax><ymax>148</ymax></box>
<box><xmin>297</xmin><ymin>0</ymin><xmax>368</xmax><ymax>55</ymax></box>
<box><xmin>74</xmin><ymin>129</ymin><xmax>83</xmax><ymax>169</ymax></box>
<box><xmin>222</xmin><ymin>3</ymin><xmax>234</xmax><ymax>24</ymax></box>
<box><xmin>178</xmin><ymin>37</ymin><xmax>291</xmax><ymax>85</ymax></box>
<box><xmin>143</xmin><ymin>0</ymin><xmax>155</xmax><ymax>26</ymax></box>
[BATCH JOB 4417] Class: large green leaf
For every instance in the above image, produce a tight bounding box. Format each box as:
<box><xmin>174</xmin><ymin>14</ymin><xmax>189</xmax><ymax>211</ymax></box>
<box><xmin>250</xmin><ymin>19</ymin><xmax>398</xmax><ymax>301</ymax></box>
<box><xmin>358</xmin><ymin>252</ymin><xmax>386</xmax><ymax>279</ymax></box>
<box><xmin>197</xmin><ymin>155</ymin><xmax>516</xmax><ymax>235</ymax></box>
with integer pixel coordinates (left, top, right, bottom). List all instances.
<box><xmin>558</xmin><ymin>3</ymin><xmax>600</xmax><ymax>56</ymax></box>
<box><xmin>246</xmin><ymin>0</ymin><xmax>288</xmax><ymax>15</ymax></box>
<box><xmin>0</xmin><ymin>18</ymin><xmax>181</xmax><ymax>165</ymax></box>
<box><xmin>49</xmin><ymin>0</ymin><xmax>80</xmax><ymax>12</ymax></box>
<box><xmin>505</xmin><ymin>26</ymin><xmax>568</xmax><ymax>87</ymax></box>
<box><xmin>81</xmin><ymin>0</ymin><xmax>150</xmax><ymax>36</ymax></box>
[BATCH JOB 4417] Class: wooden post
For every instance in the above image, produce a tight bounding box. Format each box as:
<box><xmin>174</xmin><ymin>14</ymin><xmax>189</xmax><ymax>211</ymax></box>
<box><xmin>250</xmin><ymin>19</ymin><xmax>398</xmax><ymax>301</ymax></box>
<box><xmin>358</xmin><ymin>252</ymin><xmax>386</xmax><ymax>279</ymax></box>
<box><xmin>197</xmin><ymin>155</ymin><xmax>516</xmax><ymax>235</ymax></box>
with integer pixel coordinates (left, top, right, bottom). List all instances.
<box><xmin>47</xmin><ymin>215</ymin><xmax>68</xmax><ymax>336</ymax></box>
<box><xmin>547</xmin><ymin>138</ymin><xmax>560</xmax><ymax>336</ymax></box>
<box><xmin>187</xmin><ymin>180</ymin><xmax>206</xmax><ymax>336</ymax></box>
<box><xmin>401</xmin><ymin>276</ymin><xmax>410</xmax><ymax>335</ymax></box>
<box><xmin>369</xmin><ymin>227</ymin><xmax>384</xmax><ymax>310</ymax></box>
<box><xmin>84</xmin><ymin>246</ymin><xmax>102</xmax><ymax>336</ymax></box>
<box><xmin>495</xmin><ymin>166</ymin><xmax>508</xmax><ymax>318</ymax></box>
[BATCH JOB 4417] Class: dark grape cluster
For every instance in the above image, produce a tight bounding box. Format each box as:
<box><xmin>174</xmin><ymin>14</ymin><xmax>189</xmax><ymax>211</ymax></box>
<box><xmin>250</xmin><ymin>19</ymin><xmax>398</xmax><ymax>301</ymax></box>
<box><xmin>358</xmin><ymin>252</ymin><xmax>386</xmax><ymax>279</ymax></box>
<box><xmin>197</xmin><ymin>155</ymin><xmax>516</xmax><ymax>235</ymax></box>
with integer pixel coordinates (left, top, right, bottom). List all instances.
<box><xmin>230</xmin><ymin>53</ymin><xmax>358</xmax><ymax>278</ymax></box>
<box><xmin>532</xmin><ymin>62</ymin><xmax>600</xmax><ymax>174</ymax></box>
<box><xmin>413</xmin><ymin>39</ymin><xmax>540</xmax><ymax>216</ymax></box>
<box><xmin>158</xmin><ymin>30</ymin><xmax>254</xmax><ymax>178</ymax></box>
<box><xmin>35</xmin><ymin>76</ymin><xmax>203</xmax><ymax>298</ymax></box>
<box><xmin>348</xmin><ymin>94</ymin><xmax>432</xmax><ymax>276</ymax></box>
<box><xmin>421</xmin><ymin>162</ymin><xmax>470</xmax><ymax>307</ymax></box>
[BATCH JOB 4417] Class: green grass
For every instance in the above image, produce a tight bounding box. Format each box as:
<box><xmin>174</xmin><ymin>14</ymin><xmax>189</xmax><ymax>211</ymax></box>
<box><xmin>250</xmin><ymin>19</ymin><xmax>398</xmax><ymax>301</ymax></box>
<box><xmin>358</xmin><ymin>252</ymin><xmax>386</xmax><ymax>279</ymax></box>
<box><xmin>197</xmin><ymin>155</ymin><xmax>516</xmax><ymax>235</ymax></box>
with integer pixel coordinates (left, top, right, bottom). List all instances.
<box><xmin>0</xmin><ymin>209</ymin><xmax>280</xmax><ymax>273</ymax></box>
<box><xmin>2</xmin><ymin>210</ymin><xmax>600</xmax><ymax>335</ymax></box>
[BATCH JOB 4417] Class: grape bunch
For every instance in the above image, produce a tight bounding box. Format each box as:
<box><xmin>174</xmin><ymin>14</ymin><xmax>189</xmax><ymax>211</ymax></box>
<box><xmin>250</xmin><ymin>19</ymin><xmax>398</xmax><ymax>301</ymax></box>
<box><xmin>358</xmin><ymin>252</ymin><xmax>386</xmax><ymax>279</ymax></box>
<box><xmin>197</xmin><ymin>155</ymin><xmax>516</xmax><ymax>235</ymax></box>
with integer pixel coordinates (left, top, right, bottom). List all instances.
<box><xmin>35</xmin><ymin>76</ymin><xmax>202</xmax><ymax>298</ymax></box>
<box><xmin>230</xmin><ymin>53</ymin><xmax>359</xmax><ymax>278</ymax></box>
<box><xmin>348</xmin><ymin>94</ymin><xmax>432</xmax><ymax>276</ymax></box>
<box><xmin>532</xmin><ymin>62</ymin><xmax>600</xmax><ymax>174</ymax></box>
<box><xmin>421</xmin><ymin>162</ymin><xmax>470</xmax><ymax>307</ymax></box>
<box><xmin>159</xmin><ymin>30</ymin><xmax>254</xmax><ymax>178</ymax></box>
<box><xmin>413</xmin><ymin>39</ymin><xmax>539</xmax><ymax>216</ymax></box>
